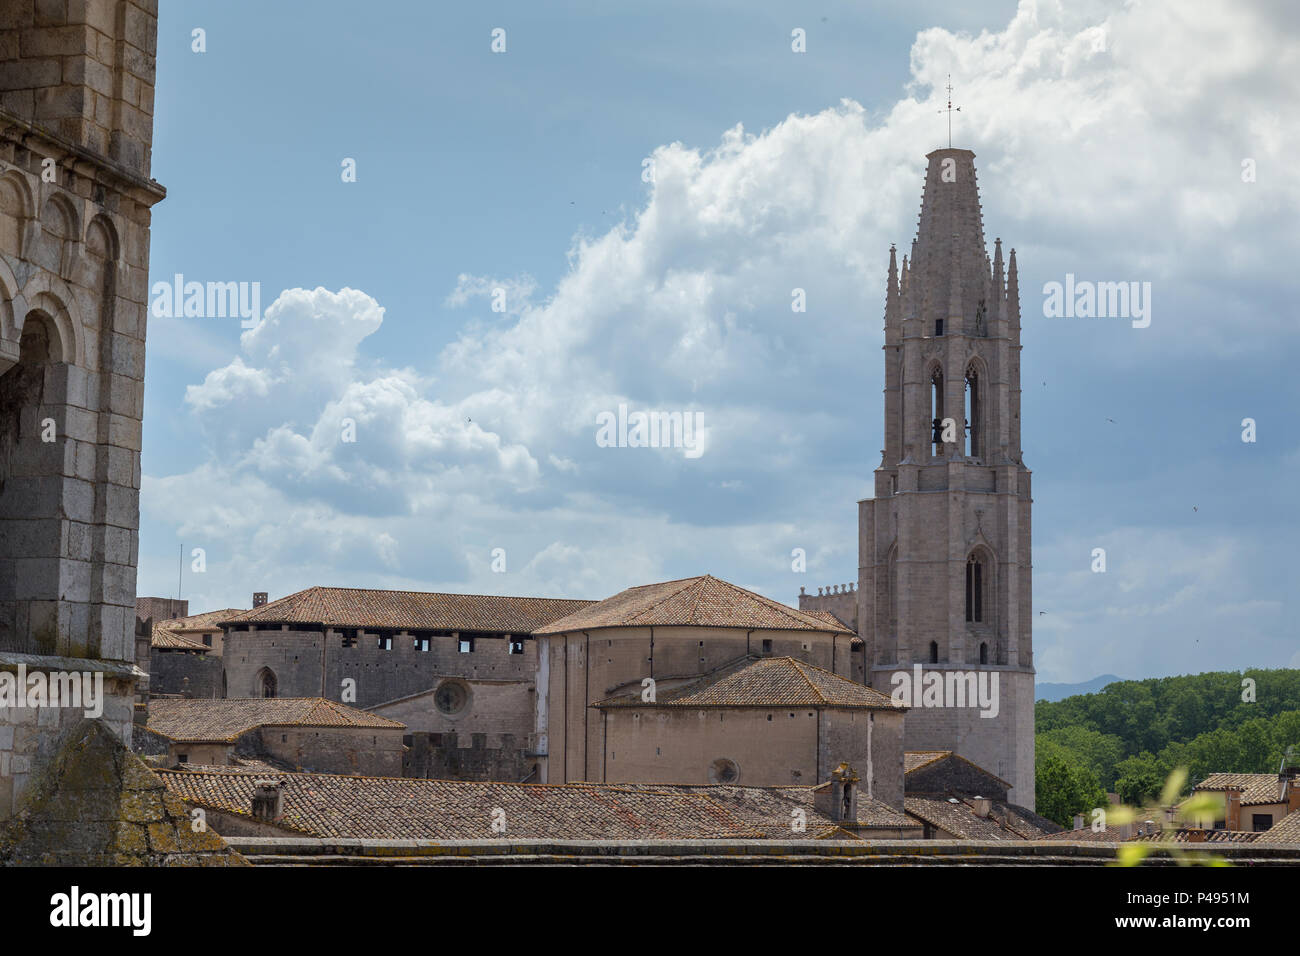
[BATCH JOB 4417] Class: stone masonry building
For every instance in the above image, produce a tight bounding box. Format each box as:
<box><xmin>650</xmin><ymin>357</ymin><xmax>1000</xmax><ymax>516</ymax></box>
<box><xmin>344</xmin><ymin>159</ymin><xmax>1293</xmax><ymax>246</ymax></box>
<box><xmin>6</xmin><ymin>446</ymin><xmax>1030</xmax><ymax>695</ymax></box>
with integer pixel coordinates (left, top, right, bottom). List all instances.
<box><xmin>801</xmin><ymin>148</ymin><xmax>1036</xmax><ymax>807</ymax></box>
<box><xmin>0</xmin><ymin>0</ymin><xmax>163</xmax><ymax>819</ymax></box>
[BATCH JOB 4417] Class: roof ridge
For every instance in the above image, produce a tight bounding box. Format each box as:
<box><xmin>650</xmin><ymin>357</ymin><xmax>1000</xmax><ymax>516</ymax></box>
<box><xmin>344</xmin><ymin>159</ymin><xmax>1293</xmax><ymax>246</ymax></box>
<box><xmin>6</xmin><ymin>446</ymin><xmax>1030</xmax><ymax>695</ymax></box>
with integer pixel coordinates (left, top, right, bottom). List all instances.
<box><xmin>787</xmin><ymin>657</ymin><xmax>831</xmax><ymax>705</ymax></box>
<box><xmin>624</xmin><ymin>576</ymin><xmax>706</xmax><ymax>625</ymax></box>
<box><xmin>250</xmin><ymin>584</ymin><xmax>596</xmax><ymax>603</ymax></box>
<box><xmin>714</xmin><ymin>578</ymin><xmax>842</xmax><ymax>632</ymax></box>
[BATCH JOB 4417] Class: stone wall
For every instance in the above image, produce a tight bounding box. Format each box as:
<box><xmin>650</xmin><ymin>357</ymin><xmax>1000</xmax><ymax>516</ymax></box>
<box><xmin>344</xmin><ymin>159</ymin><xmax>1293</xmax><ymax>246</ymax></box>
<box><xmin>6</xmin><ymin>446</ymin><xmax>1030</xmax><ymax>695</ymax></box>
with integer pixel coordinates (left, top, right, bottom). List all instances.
<box><xmin>0</xmin><ymin>654</ymin><xmax>135</xmax><ymax>817</ymax></box>
<box><xmin>222</xmin><ymin>626</ymin><xmax>535</xmax><ymax>705</ymax></box>
<box><xmin>0</xmin><ymin>2</ymin><xmax>164</xmax><ymax>827</ymax></box>
<box><xmin>875</xmin><ymin>665</ymin><xmax>1034</xmax><ymax>807</ymax></box>
<box><xmin>370</xmin><ymin>678</ymin><xmax>537</xmax><ymax>781</ymax></box>
<box><xmin>148</xmin><ymin>648</ymin><xmax>221</xmax><ymax>698</ymax></box>
<box><xmin>402</xmin><ymin>731</ymin><xmax>533</xmax><ymax>782</ymax></box>
<box><xmin>542</xmin><ymin>625</ymin><xmax>857</xmax><ymax>785</ymax></box>
<box><xmin>251</xmin><ymin>726</ymin><xmax>405</xmax><ymax>777</ymax></box>
<box><xmin>0</xmin><ymin>719</ymin><xmax>245</xmax><ymax>866</ymax></box>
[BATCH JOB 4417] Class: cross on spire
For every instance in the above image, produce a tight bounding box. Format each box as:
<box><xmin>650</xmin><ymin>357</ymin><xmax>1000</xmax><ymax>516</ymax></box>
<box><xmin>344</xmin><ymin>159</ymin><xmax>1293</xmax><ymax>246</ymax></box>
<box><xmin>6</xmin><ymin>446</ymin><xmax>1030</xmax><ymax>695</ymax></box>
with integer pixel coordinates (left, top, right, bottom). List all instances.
<box><xmin>938</xmin><ymin>74</ymin><xmax>961</xmax><ymax>147</ymax></box>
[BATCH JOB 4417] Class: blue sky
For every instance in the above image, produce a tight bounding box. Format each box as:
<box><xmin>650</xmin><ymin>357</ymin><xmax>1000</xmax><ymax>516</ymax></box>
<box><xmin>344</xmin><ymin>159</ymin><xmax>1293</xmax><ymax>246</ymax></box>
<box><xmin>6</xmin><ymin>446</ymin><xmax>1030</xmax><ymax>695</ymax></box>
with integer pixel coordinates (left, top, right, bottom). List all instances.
<box><xmin>138</xmin><ymin>0</ymin><xmax>1300</xmax><ymax>683</ymax></box>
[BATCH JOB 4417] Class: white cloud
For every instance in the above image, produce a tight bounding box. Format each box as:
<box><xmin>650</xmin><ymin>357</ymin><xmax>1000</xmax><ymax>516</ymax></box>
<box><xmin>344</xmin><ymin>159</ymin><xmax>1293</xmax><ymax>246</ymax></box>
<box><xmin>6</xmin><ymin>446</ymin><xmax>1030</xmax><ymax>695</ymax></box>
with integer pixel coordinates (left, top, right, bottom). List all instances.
<box><xmin>143</xmin><ymin>0</ymin><xmax>1300</xmax><ymax>684</ymax></box>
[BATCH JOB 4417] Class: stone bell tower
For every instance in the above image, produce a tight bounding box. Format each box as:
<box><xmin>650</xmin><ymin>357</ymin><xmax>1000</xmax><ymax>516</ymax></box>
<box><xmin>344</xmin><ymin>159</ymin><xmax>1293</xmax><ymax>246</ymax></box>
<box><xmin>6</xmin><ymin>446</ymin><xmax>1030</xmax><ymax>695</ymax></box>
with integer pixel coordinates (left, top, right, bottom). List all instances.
<box><xmin>859</xmin><ymin>148</ymin><xmax>1035</xmax><ymax>806</ymax></box>
<box><xmin>0</xmin><ymin>0</ymin><xmax>164</xmax><ymax>818</ymax></box>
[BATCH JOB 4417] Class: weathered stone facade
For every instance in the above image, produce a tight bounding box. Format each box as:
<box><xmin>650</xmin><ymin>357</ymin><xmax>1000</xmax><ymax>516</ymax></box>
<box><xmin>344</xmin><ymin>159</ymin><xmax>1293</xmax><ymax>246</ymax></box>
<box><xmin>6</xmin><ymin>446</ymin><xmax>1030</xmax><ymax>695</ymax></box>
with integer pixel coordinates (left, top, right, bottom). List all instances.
<box><xmin>0</xmin><ymin>0</ymin><xmax>163</xmax><ymax>827</ymax></box>
<box><xmin>540</xmin><ymin>622</ymin><xmax>859</xmax><ymax>786</ymax></box>
<box><xmin>802</xmin><ymin>148</ymin><xmax>1035</xmax><ymax>807</ymax></box>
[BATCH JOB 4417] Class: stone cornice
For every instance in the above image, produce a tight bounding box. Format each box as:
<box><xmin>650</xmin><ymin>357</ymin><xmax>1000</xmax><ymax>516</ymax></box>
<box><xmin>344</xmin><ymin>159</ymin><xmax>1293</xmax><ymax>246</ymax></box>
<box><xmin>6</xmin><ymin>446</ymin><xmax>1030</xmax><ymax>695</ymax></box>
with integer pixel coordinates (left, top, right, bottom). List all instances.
<box><xmin>0</xmin><ymin>107</ymin><xmax>166</xmax><ymax>207</ymax></box>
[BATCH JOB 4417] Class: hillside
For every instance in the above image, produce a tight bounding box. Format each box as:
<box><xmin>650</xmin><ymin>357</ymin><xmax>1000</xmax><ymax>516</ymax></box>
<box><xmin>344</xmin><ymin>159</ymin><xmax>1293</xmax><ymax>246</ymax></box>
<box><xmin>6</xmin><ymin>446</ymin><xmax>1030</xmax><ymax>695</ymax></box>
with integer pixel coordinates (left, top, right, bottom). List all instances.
<box><xmin>1034</xmin><ymin>668</ymin><xmax>1300</xmax><ymax>821</ymax></box>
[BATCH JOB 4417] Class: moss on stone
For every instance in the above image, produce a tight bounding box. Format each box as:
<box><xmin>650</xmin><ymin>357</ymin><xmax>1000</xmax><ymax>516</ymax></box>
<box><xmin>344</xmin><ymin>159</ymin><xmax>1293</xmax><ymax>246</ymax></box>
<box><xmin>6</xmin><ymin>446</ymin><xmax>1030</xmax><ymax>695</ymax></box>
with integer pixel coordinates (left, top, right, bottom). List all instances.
<box><xmin>0</xmin><ymin>719</ymin><xmax>248</xmax><ymax>866</ymax></box>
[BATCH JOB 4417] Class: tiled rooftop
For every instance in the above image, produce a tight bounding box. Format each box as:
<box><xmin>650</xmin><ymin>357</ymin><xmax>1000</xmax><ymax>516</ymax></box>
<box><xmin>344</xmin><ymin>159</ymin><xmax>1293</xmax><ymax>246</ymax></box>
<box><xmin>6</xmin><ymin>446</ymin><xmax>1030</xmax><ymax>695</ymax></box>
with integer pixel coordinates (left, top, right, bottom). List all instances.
<box><xmin>904</xmin><ymin>794</ymin><xmax>1060</xmax><ymax>841</ymax></box>
<box><xmin>1260</xmin><ymin>809</ymin><xmax>1300</xmax><ymax>844</ymax></box>
<box><xmin>1194</xmin><ymin>773</ymin><xmax>1290</xmax><ymax>806</ymax></box>
<box><xmin>150</xmin><ymin>629</ymin><xmax>210</xmax><ymax>651</ymax></box>
<box><xmin>534</xmin><ymin>575</ymin><xmax>854</xmax><ymax>635</ymax></box>
<box><xmin>157</xmin><ymin>769</ymin><xmax>913</xmax><ymax>841</ymax></box>
<box><xmin>802</xmin><ymin>609</ymin><xmax>856</xmax><ymax>634</ymax></box>
<box><xmin>594</xmin><ymin>656</ymin><xmax>901</xmax><ymax>710</ymax></box>
<box><xmin>219</xmin><ymin>587</ymin><xmax>593</xmax><ymax>633</ymax></box>
<box><xmin>902</xmin><ymin>750</ymin><xmax>1013</xmax><ymax>789</ymax></box>
<box><xmin>154</xmin><ymin>608</ymin><xmax>245</xmax><ymax>633</ymax></box>
<box><xmin>904</xmin><ymin>751</ymin><xmax>953</xmax><ymax>774</ymax></box>
<box><xmin>146</xmin><ymin>698</ymin><xmax>406</xmax><ymax>743</ymax></box>
<box><xmin>151</xmin><ymin>607</ymin><xmax>245</xmax><ymax>648</ymax></box>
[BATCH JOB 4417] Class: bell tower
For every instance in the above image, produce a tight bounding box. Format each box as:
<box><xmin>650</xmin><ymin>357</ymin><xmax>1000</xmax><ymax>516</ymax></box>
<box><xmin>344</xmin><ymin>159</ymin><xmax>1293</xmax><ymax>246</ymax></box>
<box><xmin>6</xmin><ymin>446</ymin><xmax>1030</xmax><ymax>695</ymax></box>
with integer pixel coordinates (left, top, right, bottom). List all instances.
<box><xmin>858</xmin><ymin>148</ymin><xmax>1035</xmax><ymax>806</ymax></box>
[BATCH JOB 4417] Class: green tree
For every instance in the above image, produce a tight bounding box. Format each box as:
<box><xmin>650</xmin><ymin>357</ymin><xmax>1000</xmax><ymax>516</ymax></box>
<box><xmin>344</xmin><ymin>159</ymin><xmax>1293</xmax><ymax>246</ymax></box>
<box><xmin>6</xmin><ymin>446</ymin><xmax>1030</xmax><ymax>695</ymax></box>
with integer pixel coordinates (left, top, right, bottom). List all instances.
<box><xmin>1036</xmin><ymin>741</ymin><xmax>1107</xmax><ymax>828</ymax></box>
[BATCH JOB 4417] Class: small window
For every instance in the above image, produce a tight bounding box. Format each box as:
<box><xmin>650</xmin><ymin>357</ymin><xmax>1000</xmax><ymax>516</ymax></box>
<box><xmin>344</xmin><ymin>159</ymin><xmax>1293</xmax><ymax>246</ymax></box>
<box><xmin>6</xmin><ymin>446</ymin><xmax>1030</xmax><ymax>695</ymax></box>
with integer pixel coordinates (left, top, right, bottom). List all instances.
<box><xmin>929</xmin><ymin>641</ymin><xmax>939</xmax><ymax>663</ymax></box>
<box><xmin>966</xmin><ymin>555</ymin><xmax>984</xmax><ymax>623</ymax></box>
<box><xmin>202</xmin><ymin>635</ymin><xmax>212</xmax><ymax>647</ymax></box>
<box><xmin>377</xmin><ymin>635</ymin><xmax>393</xmax><ymax>651</ymax></box>
<box><xmin>761</xmin><ymin>639</ymin><xmax>773</xmax><ymax>654</ymax></box>
<box><xmin>414</xmin><ymin>636</ymin><xmax>431</xmax><ymax>652</ymax></box>
<box><xmin>979</xmin><ymin>641</ymin><xmax>988</xmax><ymax>665</ymax></box>
<box><xmin>341</xmin><ymin>631</ymin><xmax>358</xmax><ymax>648</ymax></box>
<box><xmin>935</xmin><ymin>319</ymin><xmax>944</xmax><ymax>336</ymax></box>
<box><xmin>281</xmin><ymin>734</ymin><xmax>287</xmax><ymax>742</ymax></box>
<box><xmin>459</xmin><ymin>637</ymin><xmax>474</xmax><ymax>654</ymax></box>
<box><xmin>1253</xmin><ymin>814</ymin><xmax>1273</xmax><ymax>832</ymax></box>
<box><xmin>508</xmin><ymin>637</ymin><xmax>524</xmax><ymax>655</ymax></box>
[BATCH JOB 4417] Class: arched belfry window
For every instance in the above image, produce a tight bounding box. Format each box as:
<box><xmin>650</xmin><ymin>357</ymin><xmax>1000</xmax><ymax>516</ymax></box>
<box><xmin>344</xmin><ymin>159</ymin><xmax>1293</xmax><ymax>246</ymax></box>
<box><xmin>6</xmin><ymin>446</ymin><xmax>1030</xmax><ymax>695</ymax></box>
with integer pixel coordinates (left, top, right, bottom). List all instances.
<box><xmin>929</xmin><ymin>641</ymin><xmax>939</xmax><ymax>663</ymax></box>
<box><xmin>966</xmin><ymin>554</ymin><xmax>985</xmax><ymax>623</ymax></box>
<box><xmin>930</xmin><ymin>366</ymin><xmax>944</xmax><ymax>455</ymax></box>
<box><xmin>979</xmin><ymin>641</ymin><xmax>989</xmax><ymax>665</ymax></box>
<box><xmin>964</xmin><ymin>364</ymin><xmax>981</xmax><ymax>457</ymax></box>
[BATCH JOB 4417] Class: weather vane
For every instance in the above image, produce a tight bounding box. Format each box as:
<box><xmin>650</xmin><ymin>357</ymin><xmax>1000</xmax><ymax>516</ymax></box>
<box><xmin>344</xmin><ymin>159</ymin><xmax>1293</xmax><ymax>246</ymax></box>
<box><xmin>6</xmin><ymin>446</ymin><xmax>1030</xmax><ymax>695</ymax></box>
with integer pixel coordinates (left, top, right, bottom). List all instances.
<box><xmin>938</xmin><ymin>74</ymin><xmax>960</xmax><ymax>148</ymax></box>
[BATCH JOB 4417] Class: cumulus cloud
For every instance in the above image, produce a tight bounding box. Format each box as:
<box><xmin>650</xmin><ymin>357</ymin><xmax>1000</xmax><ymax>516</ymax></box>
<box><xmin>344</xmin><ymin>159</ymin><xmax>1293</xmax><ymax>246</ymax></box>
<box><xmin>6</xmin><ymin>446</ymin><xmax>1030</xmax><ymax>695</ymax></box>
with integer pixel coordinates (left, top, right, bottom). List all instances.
<box><xmin>143</xmin><ymin>0</ymin><xmax>1299</xmax><ymax>680</ymax></box>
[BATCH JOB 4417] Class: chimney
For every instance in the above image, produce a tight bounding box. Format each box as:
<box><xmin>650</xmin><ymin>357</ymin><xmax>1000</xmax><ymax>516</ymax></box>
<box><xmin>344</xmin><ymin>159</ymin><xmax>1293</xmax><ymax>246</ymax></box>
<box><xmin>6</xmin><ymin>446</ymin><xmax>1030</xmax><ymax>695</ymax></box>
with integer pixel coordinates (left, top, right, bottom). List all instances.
<box><xmin>251</xmin><ymin>779</ymin><xmax>283</xmax><ymax>822</ymax></box>
<box><xmin>815</xmin><ymin>762</ymin><xmax>860</xmax><ymax>824</ymax></box>
<box><xmin>970</xmin><ymin>796</ymin><xmax>991</xmax><ymax>819</ymax></box>
<box><xmin>253</xmin><ymin>592</ymin><xmax>268</xmax><ymax>608</ymax></box>
<box><xmin>1289</xmin><ymin>775</ymin><xmax>1300</xmax><ymax>814</ymax></box>
<box><xmin>1072</xmin><ymin>813</ymin><xmax>1084</xmax><ymax>831</ymax></box>
<box><xmin>1224</xmin><ymin>786</ymin><xmax>1242</xmax><ymax>831</ymax></box>
<box><xmin>180</xmin><ymin>676</ymin><xmax>192</xmax><ymax>699</ymax></box>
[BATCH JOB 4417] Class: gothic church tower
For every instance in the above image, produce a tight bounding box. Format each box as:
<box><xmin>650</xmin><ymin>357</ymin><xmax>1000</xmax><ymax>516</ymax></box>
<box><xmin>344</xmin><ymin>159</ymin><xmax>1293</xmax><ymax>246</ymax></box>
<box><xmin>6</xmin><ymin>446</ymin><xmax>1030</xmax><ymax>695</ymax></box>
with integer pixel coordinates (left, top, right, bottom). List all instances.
<box><xmin>860</xmin><ymin>148</ymin><xmax>1034</xmax><ymax>806</ymax></box>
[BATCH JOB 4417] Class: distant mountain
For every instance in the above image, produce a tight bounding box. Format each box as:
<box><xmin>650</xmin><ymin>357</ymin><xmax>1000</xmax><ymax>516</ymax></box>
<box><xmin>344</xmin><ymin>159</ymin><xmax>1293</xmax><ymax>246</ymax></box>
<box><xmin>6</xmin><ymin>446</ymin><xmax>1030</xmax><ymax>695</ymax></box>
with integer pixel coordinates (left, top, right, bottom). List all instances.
<box><xmin>1035</xmin><ymin>674</ymin><xmax>1124</xmax><ymax>703</ymax></box>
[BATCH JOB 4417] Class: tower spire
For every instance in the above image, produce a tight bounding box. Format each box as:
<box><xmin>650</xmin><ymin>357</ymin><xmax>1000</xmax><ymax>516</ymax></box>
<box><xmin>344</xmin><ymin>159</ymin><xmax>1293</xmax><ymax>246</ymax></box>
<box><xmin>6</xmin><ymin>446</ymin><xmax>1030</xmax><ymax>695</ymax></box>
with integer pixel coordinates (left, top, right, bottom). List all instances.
<box><xmin>937</xmin><ymin>74</ymin><xmax>961</xmax><ymax>148</ymax></box>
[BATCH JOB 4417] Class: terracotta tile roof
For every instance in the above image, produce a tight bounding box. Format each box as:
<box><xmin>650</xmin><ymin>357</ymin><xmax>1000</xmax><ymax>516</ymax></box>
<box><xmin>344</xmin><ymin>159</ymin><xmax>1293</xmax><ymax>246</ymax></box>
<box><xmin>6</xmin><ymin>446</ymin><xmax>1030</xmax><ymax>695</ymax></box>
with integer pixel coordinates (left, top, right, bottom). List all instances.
<box><xmin>1135</xmin><ymin>828</ymin><xmax>1264</xmax><ymax>844</ymax></box>
<box><xmin>803</xmin><ymin>609</ymin><xmax>856</xmax><ymax>634</ymax></box>
<box><xmin>534</xmin><ymin>575</ymin><xmax>854</xmax><ymax>635</ymax></box>
<box><xmin>150</xmin><ymin>629</ymin><xmax>210</xmax><ymax>651</ymax></box>
<box><xmin>156</xmin><ymin>608</ymin><xmax>245</xmax><ymax>633</ymax></box>
<box><xmin>1260</xmin><ymin>810</ymin><xmax>1300</xmax><ymax>844</ymax></box>
<box><xmin>156</xmin><ymin>770</ymin><xmax>912</xmax><ymax>841</ymax></box>
<box><xmin>593</xmin><ymin>656</ymin><xmax>902</xmax><ymax>710</ymax></box>
<box><xmin>904</xmin><ymin>794</ymin><xmax>1059</xmax><ymax>841</ymax></box>
<box><xmin>615</xmin><ymin>782</ymin><xmax>914</xmax><ymax>832</ymax></box>
<box><xmin>1039</xmin><ymin>823</ymin><xmax>1150</xmax><ymax>842</ymax></box>
<box><xmin>220</xmin><ymin>587</ymin><xmax>592</xmax><ymax>633</ymax></box>
<box><xmin>903</xmin><ymin>750</ymin><xmax>1013</xmax><ymax>790</ymax></box>
<box><xmin>146</xmin><ymin>698</ymin><xmax>406</xmax><ymax>743</ymax></box>
<box><xmin>1195</xmin><ymin>773</ymin><xmax>1288</xmax><ymax>806</ymax></box>
<box><xmin>904</xmin><ymin>751</ymin><xmax>953</xmax><ymax>774</ymax></box>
